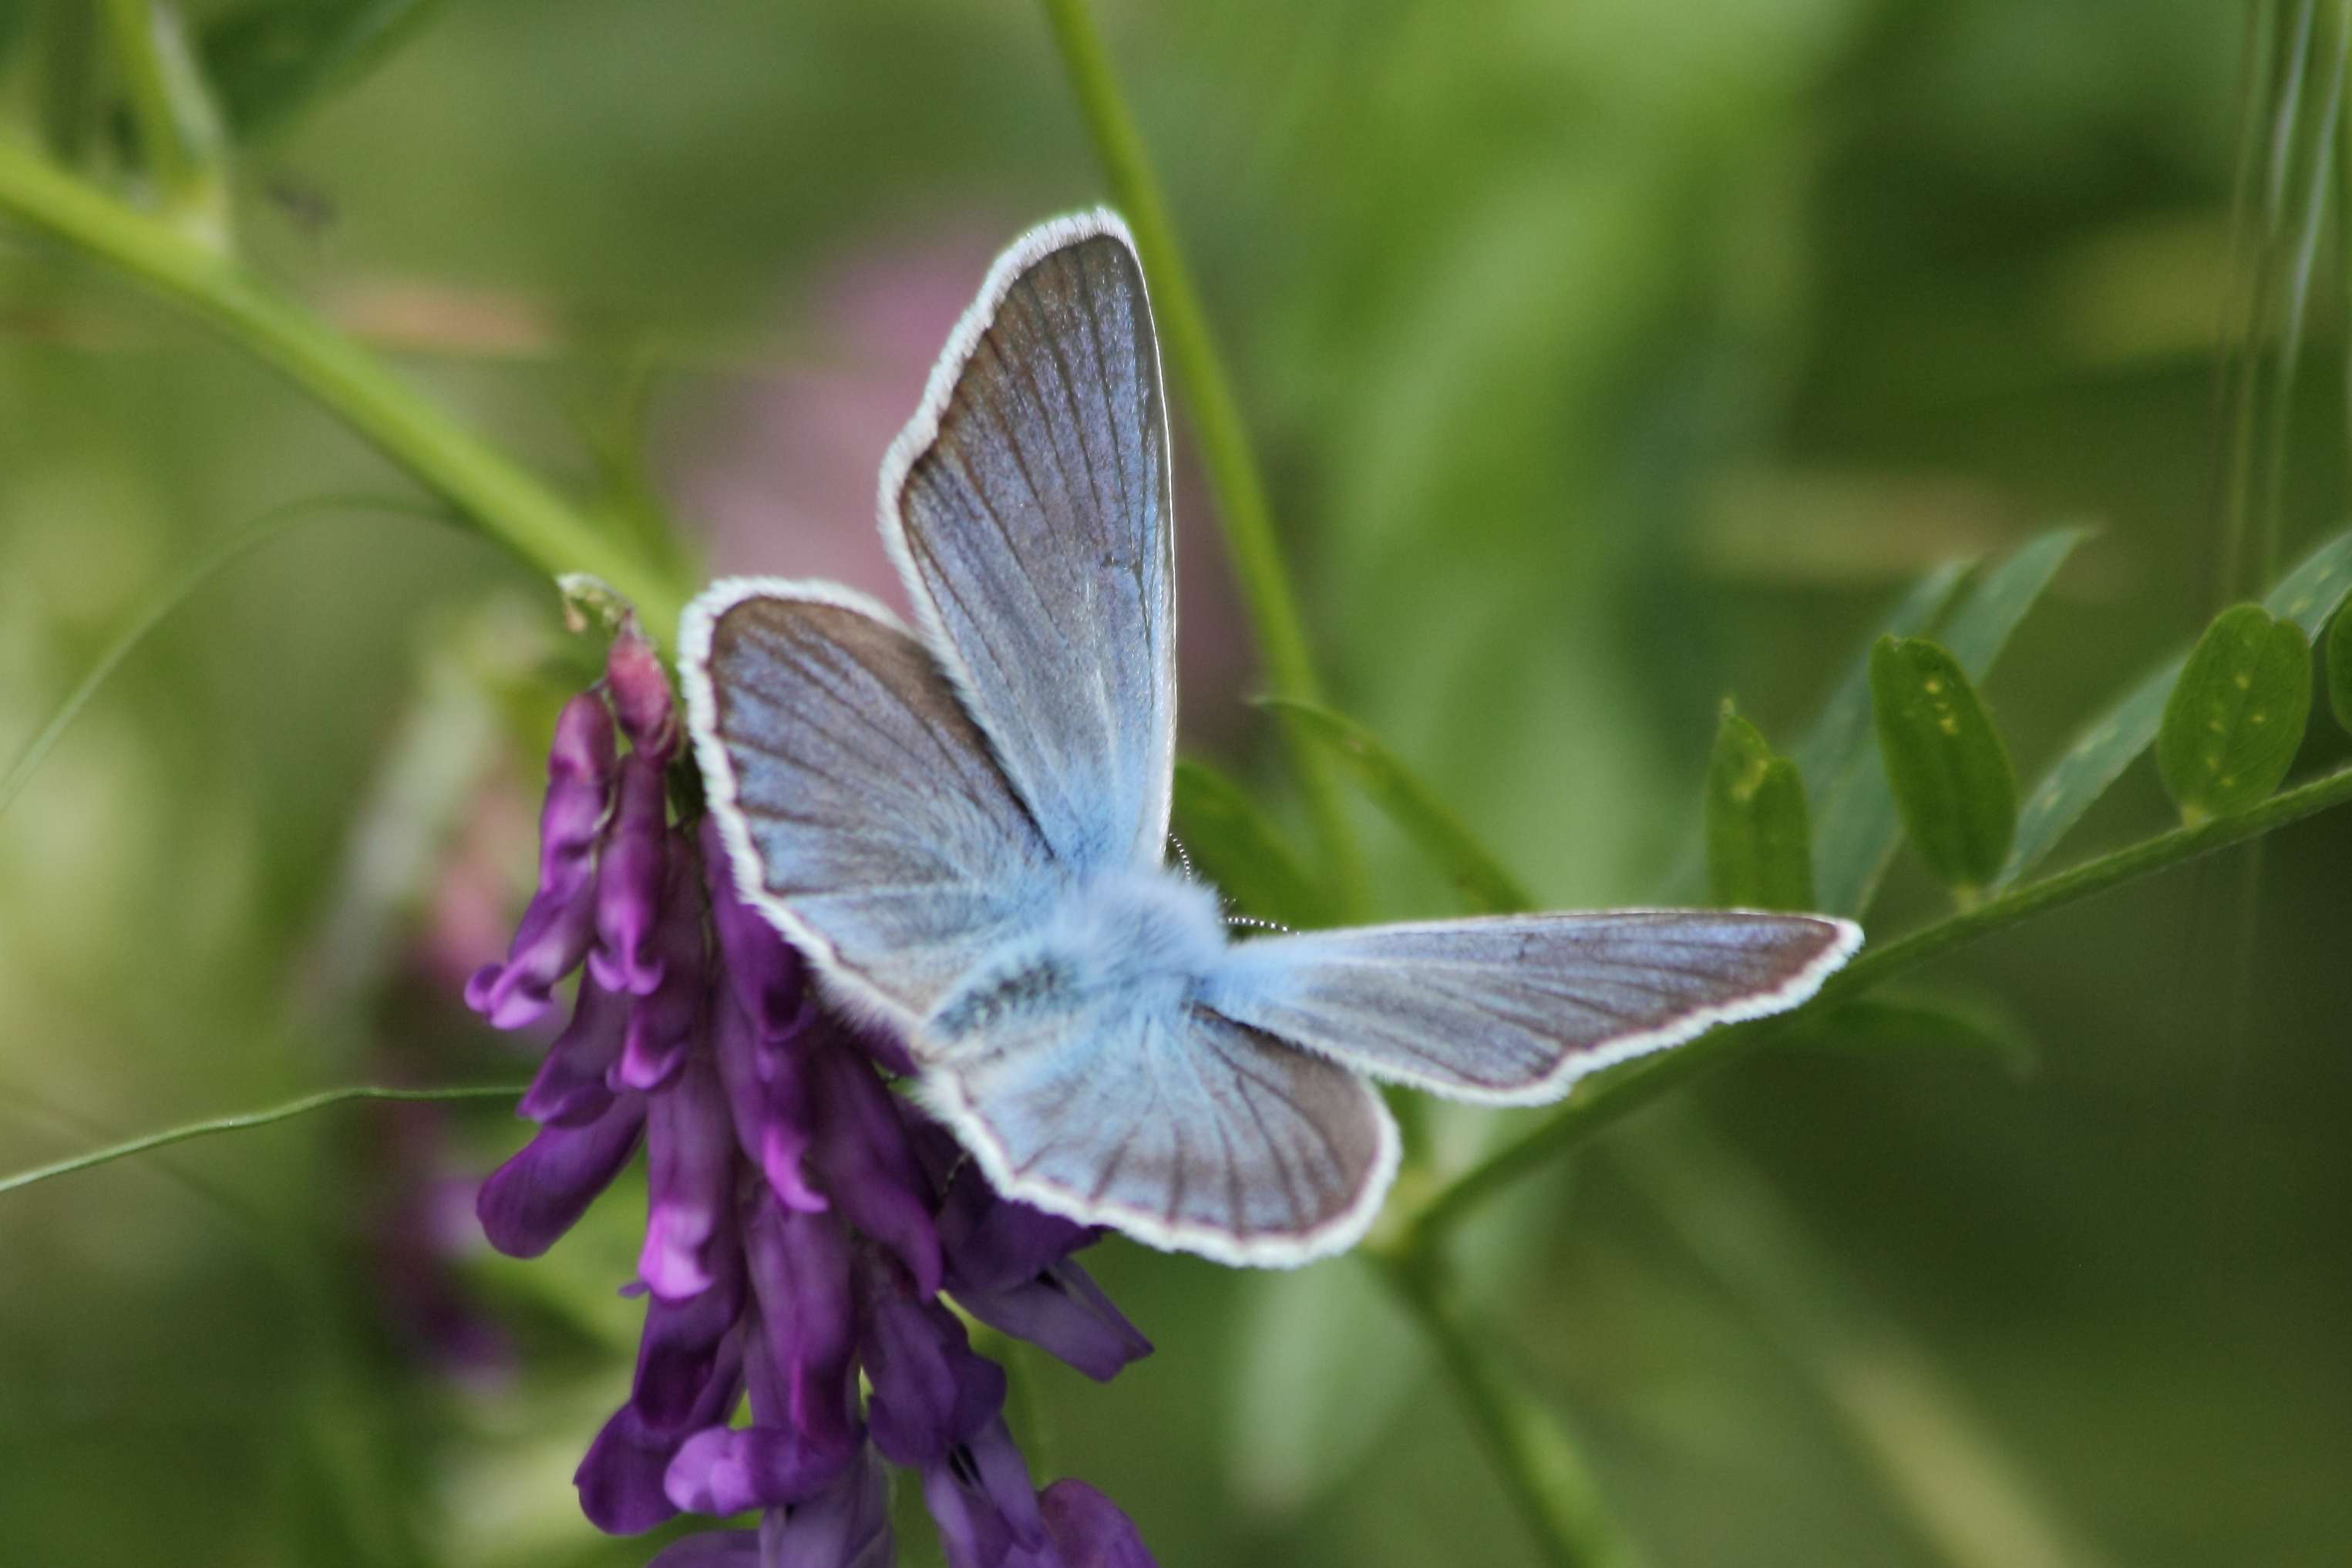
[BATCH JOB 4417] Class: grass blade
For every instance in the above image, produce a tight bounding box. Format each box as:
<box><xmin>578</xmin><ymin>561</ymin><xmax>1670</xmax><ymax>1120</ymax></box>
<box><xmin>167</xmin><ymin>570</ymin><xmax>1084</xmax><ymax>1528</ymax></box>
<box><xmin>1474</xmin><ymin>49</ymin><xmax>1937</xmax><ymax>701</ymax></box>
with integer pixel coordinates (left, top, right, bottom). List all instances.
<box><xmin>1</xmin><ymin>493</ymin><xmax>446</xmax><ymax>821</ymax></box>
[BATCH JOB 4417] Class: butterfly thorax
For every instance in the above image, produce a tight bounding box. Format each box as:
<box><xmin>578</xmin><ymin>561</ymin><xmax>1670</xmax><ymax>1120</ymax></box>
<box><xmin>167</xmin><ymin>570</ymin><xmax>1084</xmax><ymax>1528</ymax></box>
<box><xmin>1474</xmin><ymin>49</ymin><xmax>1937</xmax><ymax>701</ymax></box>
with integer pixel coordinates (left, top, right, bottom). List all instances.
<box><xmin>922</xmin><ymin>864</ymin><xmax>1226</xmax><ymax>1055</ymax></box>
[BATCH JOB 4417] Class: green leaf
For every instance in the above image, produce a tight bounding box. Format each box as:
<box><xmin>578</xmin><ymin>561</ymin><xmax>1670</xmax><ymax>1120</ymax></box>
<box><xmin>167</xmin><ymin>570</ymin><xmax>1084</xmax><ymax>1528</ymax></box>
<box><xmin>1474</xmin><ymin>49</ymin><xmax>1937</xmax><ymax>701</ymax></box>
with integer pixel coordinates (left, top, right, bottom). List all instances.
<box><xmin>200</xmin><ymin>0</ymin><xmax>445</xmax><ymax>136</ymax></box>
<box><xmin>1869</xmin><ymin>636</ymin><xmax>2017</xmax><ymax>896</ymax></box>
<box><xmin>1704</xmin><ymin>701</ymin><xmax>1815</xmax><ymax>910</ymax></box>
<box><xmin>1260</xmin><ymin>698</ymin><xmax>1533</xmax><ymax>914</ymax></box>
<box><xmin>2155</xmin><ymin>604</ymin><xmax>2311</xmax><ymax>824</ymax></box>
<box><xmin>2004</xmin><ymin>527</ymin><xmax>2352</xmax><ymax>884</ymax></box>
<box><xmin>1169</xmin><ymin>761</ymin><xmax>1335</xmax><ymax>929</ymax></box>
<box><xmin>1788</xmin><ymin>530</ymin><xmax>2083</xmax><ymax>916</ymax></box>
<box><xmin>1790</xmin><ymin>561</ymin><xmax>1974</xmax><ymax>914</ymax></box>
<box><xmin>2327</xmin><ymin>600</ymin><xmax>2352</xmax><ymax>735</ymax></box>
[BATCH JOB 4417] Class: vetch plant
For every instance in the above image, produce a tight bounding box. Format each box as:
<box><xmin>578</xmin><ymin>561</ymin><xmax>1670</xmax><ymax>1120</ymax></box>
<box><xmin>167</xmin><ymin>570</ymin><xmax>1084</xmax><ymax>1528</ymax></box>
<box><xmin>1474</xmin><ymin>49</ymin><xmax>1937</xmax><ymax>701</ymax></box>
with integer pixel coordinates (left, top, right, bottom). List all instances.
<box><xmin>465</xmin><ymin>616</ymin><xmax>1156</xmax><ymax>1566</ymax></box>
<box><xmin>7</xmin><ymin>5</ymin><xmax>2352</xmax><ymax>1568</ymax></box>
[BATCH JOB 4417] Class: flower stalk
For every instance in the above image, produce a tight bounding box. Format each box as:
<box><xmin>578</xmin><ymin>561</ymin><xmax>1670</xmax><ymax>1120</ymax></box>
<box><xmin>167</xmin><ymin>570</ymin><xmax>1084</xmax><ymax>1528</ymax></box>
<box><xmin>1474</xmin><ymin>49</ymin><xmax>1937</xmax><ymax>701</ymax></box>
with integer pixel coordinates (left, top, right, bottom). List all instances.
<box><xmin>1375</xmin><ymin>1250</ymin><xmax>1642</xmax><ymax>1568</ymax></box>
<box><xmin>0</xmin><ymin>140</ymin><xmax>695</xmax><ymax>641</ymax></box>
<box><xmin>98</xmin><ymin>0</ymin><xmax>231</xmax><ymax>245</ymax></box>
<box><xmin>1037</xmin><ymin>0</ymin><xmax>1368</xmax><ymax>917</ymax></box>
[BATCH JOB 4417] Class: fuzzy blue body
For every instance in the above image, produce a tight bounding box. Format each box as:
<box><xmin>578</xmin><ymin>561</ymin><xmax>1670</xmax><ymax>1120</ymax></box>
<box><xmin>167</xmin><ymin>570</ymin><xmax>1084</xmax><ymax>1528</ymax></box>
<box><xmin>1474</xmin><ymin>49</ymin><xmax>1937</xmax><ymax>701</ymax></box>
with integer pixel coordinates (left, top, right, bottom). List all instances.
<box><xmin>927</xmin><ymin>867</ymin><xmax>1229</xmax><ymax>1056</ymax></box>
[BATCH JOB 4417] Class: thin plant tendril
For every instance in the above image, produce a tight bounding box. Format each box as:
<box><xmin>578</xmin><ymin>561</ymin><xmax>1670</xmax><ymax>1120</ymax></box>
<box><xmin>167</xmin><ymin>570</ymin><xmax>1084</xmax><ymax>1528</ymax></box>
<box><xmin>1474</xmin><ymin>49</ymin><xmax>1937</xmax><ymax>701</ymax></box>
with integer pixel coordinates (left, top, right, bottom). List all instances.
<box><xmin>0</xmin><ymin>493</ymin><xmax>453</xmax><ymax>820</ymax></box>
<box><xmin>0</xmin><ymin>1082</ymin><xmax>525</xmax><ymax>1199</ymax></box>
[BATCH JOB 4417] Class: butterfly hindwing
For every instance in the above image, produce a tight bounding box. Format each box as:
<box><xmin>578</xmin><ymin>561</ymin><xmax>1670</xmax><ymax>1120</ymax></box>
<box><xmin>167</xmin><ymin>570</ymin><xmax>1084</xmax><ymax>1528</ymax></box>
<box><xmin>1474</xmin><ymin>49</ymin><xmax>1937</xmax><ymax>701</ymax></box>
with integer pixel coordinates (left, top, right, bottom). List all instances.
<box><xmin>923</xmin><ymin>994</ymin><xmax>1399</xmax><ymax>1269</ymax></box>
<box><xmin>1205</xmin><ymin>911</ymin><xmax>1862</xmax><ymax>1104</ymax></box>
<box><xmin>880</xmin><ymin>211</ymin><xmax>1176</xmax><ymax>876</ymax></box>
<box><xmin>681</xmin><ymin>580</ymin><xmax>1058</xmax><ymax>1025</ymax></box>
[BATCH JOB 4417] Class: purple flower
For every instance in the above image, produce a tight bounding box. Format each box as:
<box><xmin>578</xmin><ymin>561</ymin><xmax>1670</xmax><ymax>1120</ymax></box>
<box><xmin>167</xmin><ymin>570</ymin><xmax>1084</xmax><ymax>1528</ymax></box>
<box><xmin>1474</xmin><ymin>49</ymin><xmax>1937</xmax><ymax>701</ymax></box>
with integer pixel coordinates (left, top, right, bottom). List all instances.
<box><xmin>919</xmin><ymin>1122</ymin><xmax>1150</xmax><ymax>1382</ymax></box>
<box><xmin>665</xmin><ymin>1288</ymin><xmax>854</xmax><ymax>1516</ymax></box>
<box><xmin>577</xmin><ymin>1314</ymin><xmax>745</xmax><ymax>1534</ymax></box>
<box><xmin>615</xmin><ymin>836</ymin><xmax>707</xmax><ymax>1091</ymax></box>
<box><xmin>648</xmin><ymin>1447</ymin><xmax>894</xmax><ymax>1568</ymax></box>
<box><xmin>742</xmin><ymin>1196</ymin><xmax>862</xmax><ymax>1455</ymax></box>
<box><xmin>590</xmin><ymin>752</ymin><xmax>673</xmax><ymax>996</ymax></box>
<box><xmin>1011</xmin><ymin>1481</ymin><xmax>1158</xmax><ymax>1568</ymax></box>
<box><xmin>607</xmin><ymin>620</ymin><xmax>681</xmax><ymax>763</ymax></box>
<box><xmin>467</xmin><ymin>625</ymin><xmax>1157</xmax><ymax>1568</ymax></box>
<box><xmin>476</xmin><ymin>1091</ymin><xmax>645</xmax><ymax>1258</ymax></box>
<box><xmin>517</xmin><ymin>974</ymin><xmax>628</xmax><ymax>1127</ymax></box>
<box><xmin>464</xmin><ymin>693</ymin><xmax>614</xmax><ymax>1028</ymax></box>
<box><xmin>638</xmin><ymin>1044</ymin><xmax>736</xmax><ymax>1300</ymax></box>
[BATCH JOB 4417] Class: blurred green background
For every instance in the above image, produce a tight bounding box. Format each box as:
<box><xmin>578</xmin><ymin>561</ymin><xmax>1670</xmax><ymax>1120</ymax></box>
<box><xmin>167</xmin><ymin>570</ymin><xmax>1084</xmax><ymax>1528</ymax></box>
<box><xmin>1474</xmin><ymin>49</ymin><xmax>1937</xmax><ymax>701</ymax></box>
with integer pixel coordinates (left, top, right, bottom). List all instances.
<box><xmin>4</xmin><ymin>2</ymin><xmax>2350</xmax><ymax>1565</ymax></box>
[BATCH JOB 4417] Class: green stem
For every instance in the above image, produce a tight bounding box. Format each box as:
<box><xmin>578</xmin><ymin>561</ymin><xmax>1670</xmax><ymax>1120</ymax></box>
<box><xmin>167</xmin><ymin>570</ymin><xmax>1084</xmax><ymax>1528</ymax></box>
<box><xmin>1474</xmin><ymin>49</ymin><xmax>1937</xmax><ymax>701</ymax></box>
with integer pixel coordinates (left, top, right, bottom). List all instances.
<box><xmin>1407</xmin><ymin>759</ymin><xmax>2352</xmax><ymax>1246</ymax></box>
<box><xmin>1376</xmin><ymin>1253</ymin><xmax>1642</xmax><ymax>1568</ymax></box>
<box><xmin>99</xmin><ymin>0</ymin><xmax>229</xmax><ymax>242</ymax></box>
<box><xmin>0</xmin><ymin>1083</ymin><xmax>525</xmax><ymax>1198</ymax></box>
<box><xmin>1037</xmin><ymin>0</ymin><xmax>1366</xmax><ymax>915</ymax></box>
<box><xmin>0</xmin><ymin>141</ymin><xmax>693</xmax><ymax>641</ymax></box>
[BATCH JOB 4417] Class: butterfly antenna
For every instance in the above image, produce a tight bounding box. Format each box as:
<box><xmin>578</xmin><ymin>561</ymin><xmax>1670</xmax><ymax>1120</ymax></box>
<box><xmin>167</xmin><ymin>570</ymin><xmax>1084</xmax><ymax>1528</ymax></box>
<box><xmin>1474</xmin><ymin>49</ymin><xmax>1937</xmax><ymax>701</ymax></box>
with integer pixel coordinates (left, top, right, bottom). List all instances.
<box><xmin>1224</xmin><ymin>914</ymin><xmax>1293</xmax><ymax>935</ymax></box>
<box><xmin>1168</xmin><ymin>834</ymin><xmax>1198</xmax><ymax>880</ymax></box>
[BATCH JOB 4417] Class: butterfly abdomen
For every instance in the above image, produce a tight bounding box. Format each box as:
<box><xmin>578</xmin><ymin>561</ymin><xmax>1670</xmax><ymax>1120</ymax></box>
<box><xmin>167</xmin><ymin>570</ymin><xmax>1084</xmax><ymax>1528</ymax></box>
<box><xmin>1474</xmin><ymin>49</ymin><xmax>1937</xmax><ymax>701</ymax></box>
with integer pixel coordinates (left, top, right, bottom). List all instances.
<box><xmin>920</xmin><ymin>864</ymin><xmax>1228</xmax><ymax>1058</ymax></box>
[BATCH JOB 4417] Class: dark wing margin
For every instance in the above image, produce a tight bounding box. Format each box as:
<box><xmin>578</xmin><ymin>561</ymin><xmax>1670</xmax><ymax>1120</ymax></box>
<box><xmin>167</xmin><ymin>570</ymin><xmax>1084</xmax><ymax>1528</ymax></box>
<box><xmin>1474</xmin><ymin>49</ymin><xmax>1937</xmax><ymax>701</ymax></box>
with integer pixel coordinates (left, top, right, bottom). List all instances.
<box><xmin>1204</xmin><ymin>911</ymin><xmax>1862</xmax><ymax>1104</ymax></box>
<box><xmin>681</xmin><ymin>578</ymin><xmax>1057</xmax><ymax>1027</ymax></box>
<box><xmin>879</xmin><ymin>210</ymin><xmax>1176</xmax><ymax>877</ymax></box>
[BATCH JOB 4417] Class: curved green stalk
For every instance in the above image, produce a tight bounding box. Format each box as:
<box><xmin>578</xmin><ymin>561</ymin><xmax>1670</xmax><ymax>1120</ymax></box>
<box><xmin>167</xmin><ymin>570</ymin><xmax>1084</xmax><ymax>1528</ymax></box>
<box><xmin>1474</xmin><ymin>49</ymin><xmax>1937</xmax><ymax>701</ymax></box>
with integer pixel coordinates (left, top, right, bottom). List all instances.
<box><xmin>1403</xmin><ymin>759</ymin><xmax>2352</xmax><ymax>1247</ymax></box>
<box><xmin>0</xmin><ymin>493</ymin><xmax>449</xmax><ymax>820</ymax></box>
<box><xmin>1036</xmin><ymin>0</ymin><xmax>1366</xmax><ymax>916</ymax></box>
<box><xmin>0</xmin><ymin>1083</ymin><xmax>525</xmax><ymax>1198</ymax></box>
<box><xmin>99</xmin><ymin>0</ymin><xmax>230</xmax><ymax>243</ymax></box>
<box><xmin>1376</xmin><ymin>1251</ymin><xmax>1643</xmax><ymax>1568</ymax></box>
<box><xmin>0</xmin><ymin>140</ymin><xmax>693</xmax><ymax>641</ymax></box>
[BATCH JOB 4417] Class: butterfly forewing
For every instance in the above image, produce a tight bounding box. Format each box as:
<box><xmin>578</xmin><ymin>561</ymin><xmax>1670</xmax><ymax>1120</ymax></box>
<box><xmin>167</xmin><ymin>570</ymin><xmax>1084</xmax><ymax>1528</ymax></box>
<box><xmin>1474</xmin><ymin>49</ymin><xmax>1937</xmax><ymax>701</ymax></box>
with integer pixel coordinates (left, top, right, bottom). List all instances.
<box><xmin>1206</xmin><ymin>911</ymin><xmax>1861</xmax><ymax>1104</ymax></box>
<box><xmin>880</xmin><ymin>214</ymin><xmax>1176</xmax><ymax>876</ymax></box>
<box><xmin>683</xmin><ymin>582</ymin><xmax>1056</xmax><ymax>1025</ymax></box>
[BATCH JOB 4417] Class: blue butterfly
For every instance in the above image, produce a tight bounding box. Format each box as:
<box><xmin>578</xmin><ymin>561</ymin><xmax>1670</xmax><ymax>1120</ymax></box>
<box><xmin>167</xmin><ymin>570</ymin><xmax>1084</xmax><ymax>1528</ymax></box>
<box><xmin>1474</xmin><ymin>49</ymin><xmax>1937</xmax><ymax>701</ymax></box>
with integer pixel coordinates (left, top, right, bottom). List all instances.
<box><xmin>681</xmin><ymin>211</ymin><xmax>1860</xmax><ymax>1268</ymax></box>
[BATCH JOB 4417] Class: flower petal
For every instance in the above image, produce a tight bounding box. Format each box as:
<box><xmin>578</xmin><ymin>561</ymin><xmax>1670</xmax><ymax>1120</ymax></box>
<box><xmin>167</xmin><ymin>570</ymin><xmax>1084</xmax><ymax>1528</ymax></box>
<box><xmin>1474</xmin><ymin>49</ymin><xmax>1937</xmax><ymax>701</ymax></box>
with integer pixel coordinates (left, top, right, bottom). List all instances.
<box><xmin>607</xmin><ymin>620</ymin><xmax>679</xmax><ymax>763</ymax></box>
<box><xmin>575</xmin><ymin>1324</ymin><xmax>743</xmax><ymax>1535</ymax></box>
<box><xmin>615</xmin><ymin>836</ymin><xmax>708</xmax><ymax>1091</ymax></box>
<box><xmin>476</xmin><ymin>1093</ymin><xmax>645</xmax><ymax>1258</ymax></box>
<box><xmin>764</xmin><ymin>1446</ymin><xmax>894</xmax><ymax>1568</ymax></box>
<box><xmin>589</xmin><ymin>752</ymin><xmax>671</xmax><ymax>995</ymax></box>
<box><xmin>952</xmin><ymin>1260</ymin><xmax>1151</xmax><ymax>1384</ymax></box>
<box><xmin>465</xmin><ymin>693</ymin><xmax>615</xmax><ymax>1029</ymax></box>
<box><xmin>663</xmin><ymin>1422</ymin><xmax>853</xmax><ymax>1516</ymax></box>
<box><xmin>516</xmin><ymin>974</ymin><xmax>628</xmax><ymax>1127</ymax></box>
<box><xmin>1021</xmin><ymin>1479</ymin><xmax>1156</xmax><ymax>1568</ymax></box>
<box><xmin>638</xmin><ymin>1045</ymin><xmax>737</xmax><ymax>1300</ymax></box>
<box><xmin>744</xmin><ymin>1197</ymin><xmax>861</xmax><ymax>1456</ymax></box>
<box><xmin>808</xmin><ymin>1042</ymin><xmax>940</xmax><ymax>1297</ymax></box>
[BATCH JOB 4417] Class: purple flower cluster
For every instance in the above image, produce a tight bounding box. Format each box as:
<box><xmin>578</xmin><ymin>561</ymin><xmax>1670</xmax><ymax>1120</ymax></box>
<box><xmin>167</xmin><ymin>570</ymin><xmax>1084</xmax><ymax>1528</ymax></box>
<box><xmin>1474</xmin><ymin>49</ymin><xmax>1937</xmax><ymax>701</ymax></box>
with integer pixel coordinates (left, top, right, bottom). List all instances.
<box><xmin>466</xmin><ymin>625</ymin><xmax>1156</xmax><ymax>1568</ymax></box>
